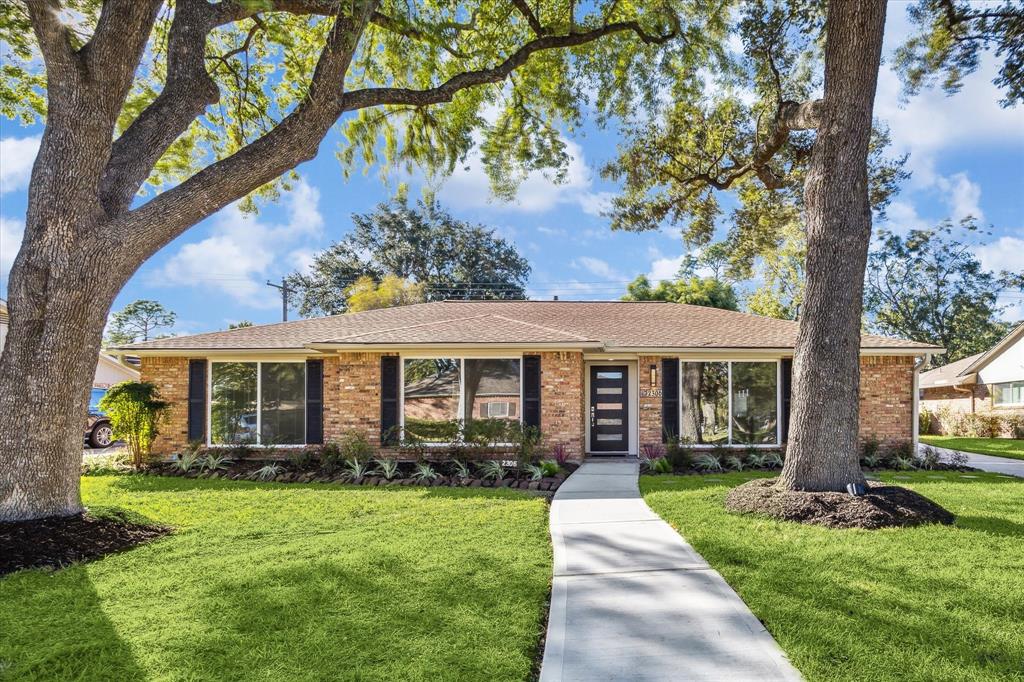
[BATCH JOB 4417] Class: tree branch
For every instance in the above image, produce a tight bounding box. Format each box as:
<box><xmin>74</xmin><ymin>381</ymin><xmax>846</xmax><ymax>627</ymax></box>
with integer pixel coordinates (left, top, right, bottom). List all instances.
<box><xmin>114</xmin><ymin>0</ymin><xmax>381</xmax><ymax>257</ymax></box>
<box><xmin>99</xmin><ymin>0</ymin><xmax>222</xmax><ymax>215</ymax></box>
<box><xmin>23</xmin><ymin>0</ymin><xmax>81</xmax><ymax>83</ymax></box>
<box><xmin>341</xmin><ymin>18</ymin><xmax>678</xmax><ymax>112</ymax></box>
<box><xmin>511</xmin><ymin>0</ymin><xmax>546</xmax><ymax>36</ymax></box>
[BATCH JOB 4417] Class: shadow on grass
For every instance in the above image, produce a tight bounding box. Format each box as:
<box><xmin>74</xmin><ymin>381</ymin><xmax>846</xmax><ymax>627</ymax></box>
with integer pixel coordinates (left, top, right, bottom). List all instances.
<box><xmin>0</xmin><ymin>569</ymin><xmax>145</xmax><ymax>681</ymax></box>
<box><xmin>955</xmin><ymin>514</ymin><xmax>1024</xmax><ymax>537</ymax></box>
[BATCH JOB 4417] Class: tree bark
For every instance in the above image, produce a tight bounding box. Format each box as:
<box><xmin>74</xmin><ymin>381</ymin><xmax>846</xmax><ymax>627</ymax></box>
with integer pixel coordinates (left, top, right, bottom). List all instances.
<box><xmin>680</xmin><ymin>362</ymin><xmax>702</xmax><ymax>442</ymax></box>
<box><xmin>778</xmin><ymin>0</ymin><xmax>888</xmax><ymax>491</ymax></box>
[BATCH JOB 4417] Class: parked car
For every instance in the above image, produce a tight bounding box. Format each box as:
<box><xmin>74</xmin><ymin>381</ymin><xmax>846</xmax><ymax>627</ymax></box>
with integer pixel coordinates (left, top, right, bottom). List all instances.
<box><xmin>85</xmin><ymin>387</ymin><xmax>114</xmax><ymax>448</ymax></box>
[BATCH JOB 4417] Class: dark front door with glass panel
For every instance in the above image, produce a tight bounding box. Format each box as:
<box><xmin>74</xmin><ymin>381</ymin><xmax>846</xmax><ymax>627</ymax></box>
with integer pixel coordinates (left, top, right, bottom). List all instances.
<box><xmin>589</xmin><ymin>365</ymin><xmax>628</xmax><ymax>452</ymax></box>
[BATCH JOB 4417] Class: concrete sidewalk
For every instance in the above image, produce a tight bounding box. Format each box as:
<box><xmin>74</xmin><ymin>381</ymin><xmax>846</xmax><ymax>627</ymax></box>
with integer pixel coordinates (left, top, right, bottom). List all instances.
<box><xmin>540</xmin><ymin>459</ymin><xmax>802</xmax><ymax>682</ymax></box>
<box><xmin>919</xmin><ymin>443</ymin><xmax>1024</xmax><ymax>478</ymax></box>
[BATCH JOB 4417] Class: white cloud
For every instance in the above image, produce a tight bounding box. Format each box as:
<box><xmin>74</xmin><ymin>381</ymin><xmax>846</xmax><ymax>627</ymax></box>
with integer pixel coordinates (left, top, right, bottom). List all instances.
<box><xmin>973</xmin><ymin>236</ymin><xmax>1024</xmax><ymax>274</ymax></box>
<box><xmin>882</xmin><ymin>199</ymin><xmax>930</xmax><ymax>233</ymax></box>
<box><xmin>573</xmin><ymin>256</ymin><xmax>623</xmax><ymax>280</ymax></box>
<box><xmin>0</xmin><ymin>136</ymin><xmax>40</xmax><ymax>195</ymax></box>
<box><xmin>649</xmin><ymin>254</ymin><xmax>686</xmax><ymax>282</ymax></box>
<box><xmin>1</xmin><ymin>215</ymin><xmax>25</xmax><ymax>285</ymax></box>
<box><xmin>937</xmin><ymin>172</ymin><xmax>984</xmax><ymax>222</ymax></box>
<box><xmin>436</xmin><ymin>137</ymin><xmax>615</xmax><ymax>216</ymax></box>
<box><xmin>152</xmin><ymin>180</ymin><xmax>323</xmax><ymax>307</ymax></box>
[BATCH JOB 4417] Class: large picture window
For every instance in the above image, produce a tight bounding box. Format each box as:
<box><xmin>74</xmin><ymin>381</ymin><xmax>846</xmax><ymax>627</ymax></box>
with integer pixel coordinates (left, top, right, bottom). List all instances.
<box><xmin>993</xmin><ymin>380</ymin><xmax>1024</xmax><ymax>406</ymax></box>
<box><xmin>402</xmin><ymin>357</ymin><xmax>522</xmax><ymax>442</ymax></box>
<box><xmin>679</xmin><ymin>360</ymin><xmax>779</xmax><ymax>446</ymax></box>
<box><xmin>680</xmin><ymin>362</ymin><xmax>728</xmax><ymax>444</ymax></box>
<box><xmin>210</xmin><ymin>361</ymin><xmax>305</xmax><ymax>445</ymax></box>
<box><xmin>730</xmin><ymin>362</ymin><xmax>778</xmax><ymax>444</ymax></box>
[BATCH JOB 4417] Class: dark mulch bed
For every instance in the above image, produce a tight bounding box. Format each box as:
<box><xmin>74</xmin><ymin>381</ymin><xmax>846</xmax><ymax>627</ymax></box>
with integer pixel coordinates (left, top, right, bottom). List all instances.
<box><xmin>725</xmin><ymin>477</ymin><xmax>955</xmax><ymax>529</ymax></box>
<box><xmin>0</xmin><ymin>509</ymin><xmax>169</xmax><ymax>576</ymax></box>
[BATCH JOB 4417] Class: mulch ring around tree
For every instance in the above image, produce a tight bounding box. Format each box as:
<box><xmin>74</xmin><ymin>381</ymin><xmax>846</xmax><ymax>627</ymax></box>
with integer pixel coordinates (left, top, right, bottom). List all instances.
<box><xmin>725</xmin><ymin>478</ymin><xmax>955</xmax><ymax>529</ymax></box>
<box><xmin>0</xmin><ymin>508</ymin><xmax>169</xmax><ymax>577</ymax></box>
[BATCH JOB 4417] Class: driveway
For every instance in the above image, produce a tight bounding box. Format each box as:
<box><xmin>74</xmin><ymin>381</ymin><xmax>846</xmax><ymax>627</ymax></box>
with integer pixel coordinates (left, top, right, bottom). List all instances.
<box><xmin>540</xmin><ymin>459</ymin><xmax>801</xmax><ymax>682</ymax></box>
<box><xmin>919</xmin><ymin>443</ymin><xmax>1024</xmax><ymax>478</ymax></box>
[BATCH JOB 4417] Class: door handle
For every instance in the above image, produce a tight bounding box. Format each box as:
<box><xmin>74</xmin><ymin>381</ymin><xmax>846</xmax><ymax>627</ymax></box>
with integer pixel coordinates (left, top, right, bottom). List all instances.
<box><xmin>590</xmin><ymin>405</ymin><xmax>595</xmax><ymax>428</ymax></box>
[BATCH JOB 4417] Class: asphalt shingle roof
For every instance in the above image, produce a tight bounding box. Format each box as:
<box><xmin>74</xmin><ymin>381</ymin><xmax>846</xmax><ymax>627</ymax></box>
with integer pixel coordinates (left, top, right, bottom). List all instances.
<box><xmin>118</xmin><ymin>300</ymin><xmax>942</xmax><ymax>352</ymax></box>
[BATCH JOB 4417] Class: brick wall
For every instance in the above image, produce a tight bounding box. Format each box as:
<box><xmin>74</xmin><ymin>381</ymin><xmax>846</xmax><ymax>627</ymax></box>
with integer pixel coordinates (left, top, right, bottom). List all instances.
<box><xmin>140</xmin><ymin>356</ymin><xmax>190</xmax><ymax>456</ymax></box>
<box><xmin>540</xmin><ymin>351</ymin><xmax>585</xmax><ymax>458</ymax></box>
<box><xmin>858</xmin><ymin>355</ymin><xmax>915</xmax><ymax>442</ymax></box>
<box><xmin>325</xmin><ymin>352</ymin><xmax>396</xmax><ymax>446</ymax></box>
<box><xmin>638</xmin><ymin>355</ymin><xmax>664</xmax><ymax>446</ymax></box>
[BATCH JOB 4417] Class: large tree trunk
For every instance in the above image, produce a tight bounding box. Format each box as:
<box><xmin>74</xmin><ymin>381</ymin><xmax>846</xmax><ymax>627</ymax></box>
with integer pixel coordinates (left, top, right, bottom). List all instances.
<box><xmin>778</xmin><ymin>0</ymin><xmax>887</xmax><ymax>491</ymax></box>
<box><xmin>0</xmin><ymin>208</ymin><xmax>126</xmax><ymax>520</ymax></box>
<box><xmin>680</xmin><ymin>362</ymin><xmax>702</xmax><ymax>442</ymax></box>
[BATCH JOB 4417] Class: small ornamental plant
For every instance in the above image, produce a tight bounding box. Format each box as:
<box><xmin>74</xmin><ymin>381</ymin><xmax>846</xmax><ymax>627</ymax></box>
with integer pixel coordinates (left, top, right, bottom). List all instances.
<box><xmin>98</xmin><ymin>381</ymin><xmax>169</xmax><ymax>469</ymax></box>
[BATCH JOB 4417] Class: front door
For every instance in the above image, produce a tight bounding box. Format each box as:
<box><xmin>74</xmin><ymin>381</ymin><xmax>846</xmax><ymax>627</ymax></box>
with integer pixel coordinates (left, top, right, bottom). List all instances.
<box><xmin>589</xmin><ymin>365</ymin><xmax>628</xmax><ymax>452</ymax></box>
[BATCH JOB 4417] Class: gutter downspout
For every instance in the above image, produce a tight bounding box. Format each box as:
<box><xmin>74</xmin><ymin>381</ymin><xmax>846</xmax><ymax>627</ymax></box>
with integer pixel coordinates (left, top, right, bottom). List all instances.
<box><xmin>913</xmin><ymin>353</ymin><xmax>932</xmax><ymax>448</ymax></box>
<box><xmin>951</xmin><ymin>382</ymin><xmax>975</xmax><ymax>414</ymax></box>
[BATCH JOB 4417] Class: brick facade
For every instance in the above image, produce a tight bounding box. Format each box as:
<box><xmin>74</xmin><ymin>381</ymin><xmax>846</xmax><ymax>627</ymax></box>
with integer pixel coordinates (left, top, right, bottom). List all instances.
<box><xmin>539</xmin><ymin>351</ymin><xmax>585</xmax><ymax>458</ymax></box>
<box><xmin>141</xmin><ymin>356</ymin><xmax>191</xmax><ymax>456</ymax></box>
<box><xmin>142</xmin><ymin>350</ymin><xmax>919</xmax><ymax>459</ymax></box>
<box><xmin>858</xmin><ymin>355</ymin><xmax>915</xmax><ymax>443</ymax></box>
<box><xmin>638</xmin><ymin>355</ymin><xmax>665</xmax><ymax>446</ymax></box>
<box><xmin>325</xmin><ymin>352</ymin><xmax>395</xmax><ymax>446</ymax></box>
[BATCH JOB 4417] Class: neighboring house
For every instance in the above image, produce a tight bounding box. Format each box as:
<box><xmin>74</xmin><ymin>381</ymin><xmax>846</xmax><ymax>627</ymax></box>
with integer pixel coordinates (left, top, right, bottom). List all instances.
<box><xmin>920</xmin><ymin>323</ymin><xmax>1024</xmax><ymax>432</ymax></box>
<box><xmin>112</xmin><ymin>300</ymin><xmax>940</xmax><ymax>458</ymax></box>
<box><xmin>94</xmin><ymin>352</ymin><xmax>140</xmax><ymax>389</ymax></box>
<box><xmin>3</xmin><ymin>298</ymin><xmax>139</xmax><ymax>389</ymax></box>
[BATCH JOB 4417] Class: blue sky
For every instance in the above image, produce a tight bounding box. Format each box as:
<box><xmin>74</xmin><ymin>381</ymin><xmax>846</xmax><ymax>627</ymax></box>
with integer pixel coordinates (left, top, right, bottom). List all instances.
<box><xmin>1</xmin><ymin>9</ymin><xmax>1022</xmax><ymax>336</ymax></box>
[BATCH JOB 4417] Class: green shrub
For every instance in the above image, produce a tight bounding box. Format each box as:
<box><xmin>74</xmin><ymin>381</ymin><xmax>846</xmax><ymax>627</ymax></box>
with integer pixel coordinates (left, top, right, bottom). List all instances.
<box><xmin>524</xmin><ymin>463</ymin><xmax>544</xmax><ymax>481</ymax></box>
<box><xmin>342</xmin><ymin>457</ymin><xmax>371</xmax><ymax>480</ymax></box>
<box><xmin>666</xmin><ymin>439</ymin><xmax>693</xmax><ymax>470</ymax></box>
<box><xmin>724</xmin><ymin>455</ymin><xmax>745</xmax><ymax>471</ymax></box>
<box><xmin>477</xmin><ymin>460</ymin><xmax>507</xmax><ymax>481</ymax></box>
<box><xmin>886</xmin><ymin>439</ymin><xmax>916</xmax><ymax>468</ymax></box>
<box><xmin>410</xmin><ymin>462</ymin><xmax>438</xmax><ymax>482</ymax></box>
<box><xmin>650</xmin><ymin>457</ymin><xmax>673</xmax><ymax>474</ymax></box>
<box><xmin>175</xmin><ymin>450</ymin><xmax>201</xmax><ymax>473</ymax></box>
<box><xmin>373</xmin><ymin>457</ymin><xmax>401</xmax><ymax>480</ymax></box>
<box><xmin>919</xmin><ymin>446</ymin><xmax>941</xmax><ymax>470</ymax></box>
<box><xmin>507</xmin><ymin>423</ymin><xmax>543</xmax><ymax>468</ymax></box>
<box><xmin>340</xmin><ymin>431</ymin><xmax>374</xmax><ymax>462</ymax></box>
<box><xmin>745</xmin><ymin>452</ymin><xmax>767</xmax><ymax>468</ymax></box>
<box><xmin>860</xmin><ymin>435</ymin><xmax>882</xmax><ymax>467</ymax></box>
<box><xmin>539</xmin><ymin>460</ymin><xmax>560</xmax><ymax>477</ymax></box>
<box><xmin>764</xmin><ymin>451</ymin><xmax>784</xmax><ymax>469</ymax></box>
<box><xmin>98</xmin><ymin>381</ymin><xmax>169</xmax><ymax>468</ymax></box>
<box><xmin>1003</xmin><ymin>414</ymin><xmax>1024</xmax><ymax>439</ymax></box>
<box><xmin>199</xmin><ymin>453</ymin><xmax>232</xmax><ymax>473</ymax></box>
<box><xmin>918</xmin><ymin>409</ymin><xmax>934</xmax><ymax>435</ymax></box>
<box><xmin>694</xmin><ymin>452</ymin><xmax>723</xmax><ymax>472</ymax></box>
<box><xmin>288</xmin><ymin>447</ymin><xmax>316</xmax><ymax>470</ymax></box>
<box><xmin>254</xmin><ymin>463</ymin><xmax>284</xmax><ymax>481</ymax></box>
<box><xmin>449</xmin><ymin>460</ymin><xmax>471</xmax><ymax>480</ymax></box>
<box><xmin>320</xmin><ymin>440</ymin><xmax>344</xmax><ymax>473</ymax></box>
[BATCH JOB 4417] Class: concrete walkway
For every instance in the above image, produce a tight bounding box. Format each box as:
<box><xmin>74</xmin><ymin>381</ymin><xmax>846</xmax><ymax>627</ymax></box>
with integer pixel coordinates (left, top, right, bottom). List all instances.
<box><xmin>919</xmin><ymin>443</ymin><xmax>1024</xmax><ymax>478</ymax></box>
<box><xmin>540</xmin><ymin>459</ymin><xmax>802</xmax><ymax>682</ymax></box>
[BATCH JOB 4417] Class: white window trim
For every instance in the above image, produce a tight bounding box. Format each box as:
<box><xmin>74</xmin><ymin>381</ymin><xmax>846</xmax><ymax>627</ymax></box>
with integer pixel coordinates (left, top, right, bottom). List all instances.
<box><xmin>992</xmin><ymin>380</ymin><xmax>1024</xmax><ymax>407</ymax></box>
<box><xmin>399</xmin><ymin>354</ymin><xmax>524</xmax><ymax>446</ymax></box>
<box><xmin>207</xmin><ymin>359</ymin><xmax>307</xmax><ymax>448</ymax></box>
<box><xmin>676</xmin><ymin>358</ymin><xmax>783</xmax><ymax>448</ymax></box>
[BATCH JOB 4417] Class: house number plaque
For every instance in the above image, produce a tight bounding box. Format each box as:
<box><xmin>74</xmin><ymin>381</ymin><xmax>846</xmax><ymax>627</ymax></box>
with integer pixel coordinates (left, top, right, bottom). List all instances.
<box><xmin>640</xmin><ymin>389</ymin><xmax>663</xmax><ymax>398</ymax></box>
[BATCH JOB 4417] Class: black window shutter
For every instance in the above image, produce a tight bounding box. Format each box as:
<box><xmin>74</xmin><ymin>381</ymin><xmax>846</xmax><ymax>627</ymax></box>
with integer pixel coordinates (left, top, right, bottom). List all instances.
<box><xmin>305</xmin><ymin>359</ymin><xmax>324</xmax><ymax>444</ymax></box>
<box><xmin>187</xmin><ymin>360</ymin><xmax>206</xmax><ymax>443</ymax></box>
<box><xmin>781</xmin><ymin>358</ymin><xmax>793</xmax><ymax>443</ymax></box>
<box><xmin>661</xmin><ymin>358</ymin><xmax>679</xmax><ymax>443</ymax></box>
<box><xmin>522</xmin><ymin>355</ymin><xmax>542</xmax><ymax>429</ymax></box>
<box><xmin>380</xmin><ymin>356</ymin><xmax>400</xmax><ymax>445</ymax></box>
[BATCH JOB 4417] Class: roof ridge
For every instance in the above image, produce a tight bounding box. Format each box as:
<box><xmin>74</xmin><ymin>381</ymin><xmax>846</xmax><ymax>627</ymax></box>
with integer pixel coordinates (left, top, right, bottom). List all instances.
<box><xmin>488</xmin><ymin>314</ymin><xmax>594</xmax><ymax>341</ymax></box>
<box><xmin>321</xmin><ymin>313</ymin><xmax>495</xmax><ymax>341</ymax></box>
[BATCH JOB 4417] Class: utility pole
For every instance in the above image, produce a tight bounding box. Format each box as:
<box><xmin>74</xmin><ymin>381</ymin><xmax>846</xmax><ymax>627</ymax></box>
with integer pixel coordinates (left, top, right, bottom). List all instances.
<box><xmin>266</xmin><ymin>279</ymin><xmax>294</xmax><ymax>322</ymax></box>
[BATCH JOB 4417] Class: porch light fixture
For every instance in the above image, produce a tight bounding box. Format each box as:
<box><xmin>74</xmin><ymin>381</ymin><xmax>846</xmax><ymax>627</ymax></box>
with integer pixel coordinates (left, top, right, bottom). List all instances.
<box><xmin>650</xmin><ymin>364</ymin><xmax>657</xmax><ymax>388</ymax></box>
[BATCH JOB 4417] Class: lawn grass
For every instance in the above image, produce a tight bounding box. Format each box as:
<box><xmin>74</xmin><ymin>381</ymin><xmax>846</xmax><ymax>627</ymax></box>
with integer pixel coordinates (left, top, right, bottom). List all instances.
<box><xmin>0</xmin><ymin>476</ymin><xmax>552</xmax><ymax>681</ymax></box>
<box><xmin>641</xmin><ymin>471</ymin><xmax>1024</xmax><ymax>682</ymax></box>
<box><xmin>921</xmin><ymin>435</ymin><xmax>1024</xmax><ymax>461</ymax></box>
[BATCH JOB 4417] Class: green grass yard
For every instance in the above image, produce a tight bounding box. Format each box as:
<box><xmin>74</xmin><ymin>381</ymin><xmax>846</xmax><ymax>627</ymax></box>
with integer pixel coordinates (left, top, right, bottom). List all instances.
<box><xmin>0</xmin><ymin>476</ymin><xmax>551</xmax><ymax>681</ymax></box>
<box><xmin>641</xmin><ymin>471</ymin><xmax>1024</xmax><ymax>682</ymax></box>
<box><xmin>921</xmin><ymin>435</ymin><xmax>1024</xmax><ymax>461</ymax></box>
